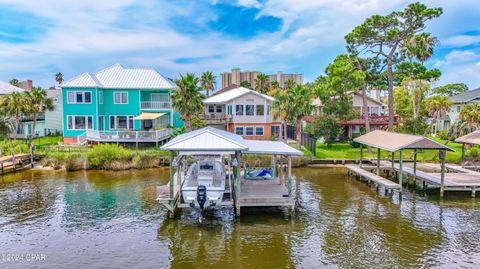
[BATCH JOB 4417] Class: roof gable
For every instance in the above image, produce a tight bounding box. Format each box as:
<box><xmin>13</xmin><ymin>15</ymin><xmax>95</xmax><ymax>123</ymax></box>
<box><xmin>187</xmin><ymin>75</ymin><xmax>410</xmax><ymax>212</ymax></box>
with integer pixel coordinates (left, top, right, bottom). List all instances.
<box><xmin>161</xmin><ymin>127</ymin><xmax>248</xmax><ymax>151</ymax></box>
<box><xmin>203</xmin><ymin>87</ymin><xmax>275</xmax><ymax>104</ymax></box>
<box><xmin>62</xmin><ymin>64</ymin><xmax>175</xmax><ymax>89</ymax></box>
<box><xmin>0</xmin><ymin>80</ymin><xmax>25</xmax><ymax>94</ymax></box>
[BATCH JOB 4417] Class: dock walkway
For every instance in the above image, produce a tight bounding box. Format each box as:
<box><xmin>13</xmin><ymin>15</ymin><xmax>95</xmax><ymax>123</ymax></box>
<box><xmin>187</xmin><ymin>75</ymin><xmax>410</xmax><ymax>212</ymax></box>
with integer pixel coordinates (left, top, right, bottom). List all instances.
<box><xmin>345</xmin><ymin>164</ymin><xmax>400</xmax><ymax>190</ymax></box>
<box><xmin>238</xmin><ymin>179</ymin><xmax>294</xmax><ymax>207</ymax></box>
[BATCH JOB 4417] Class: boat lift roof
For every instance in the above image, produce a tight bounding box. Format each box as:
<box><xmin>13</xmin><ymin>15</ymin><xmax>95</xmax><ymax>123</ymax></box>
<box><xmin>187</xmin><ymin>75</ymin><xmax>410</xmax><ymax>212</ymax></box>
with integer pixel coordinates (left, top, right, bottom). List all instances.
<box><xmin>455</xmin><ymin>131</ymin><xmax>480</xmax><ymax>145</ymax></box>
<box><xmin>161</xmin><ymin>127</ymin><xmax>303</xmax><ymax>156</ymax></box>
<box><xmin>354</xmin><ymin>130</ymin><xmax>454</xmax><ymax>152</ymax></box>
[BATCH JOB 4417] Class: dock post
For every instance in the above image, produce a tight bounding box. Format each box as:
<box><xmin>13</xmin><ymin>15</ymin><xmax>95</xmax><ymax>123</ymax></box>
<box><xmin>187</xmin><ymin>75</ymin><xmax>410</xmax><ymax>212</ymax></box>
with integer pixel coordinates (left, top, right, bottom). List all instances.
<box><xmin>398</xmin><ymin>150</ymin><xmax>403</xmax><ymax>192</ymax></box>
<box><xmin>272</xmin><ymin>155</ymin><xmax>277</xmax><ymax>178</ymax></box>
<box><xmin>440</xmin><ymin>150</ymin><xmax>445</xmax><ymax>198</ymax></box>
<box><xmin>472</xmin><ymin>187</ymin><xmax>476</xmax><ymax>198</ymax></box>
<box><xmin>169</xmin><ymin>151</ymin><xmax>175</xmax><ymax>215</ymax></box>
<box><xmin>288</xmin><ymin>156</ymin><xmax>292</xmax><ymax>197</ymax></box>
<box><xmin>376</xmin><ymin>148</ymin><xmax>380</xmax><ymax>175</ymax></box>
<box><xmin>391</xmin><ymin>152</ymin><xmax>395</xmax><ymax>176</ymax></box>
<box><xmin>235</xmin><ymin>151</ymin><xmax>242</xmax><ymax>217</ymax></box>
<box><xmin>461</xmin><ymin>143</ymin><xmax>465</xmax><ymax>168</ymax></box>
<box><xmin>413</xmin><ymin>149</ymin><xmax>417</xmax><ymax>187</ymax></box>
<box><xmin>359</xmin><ymin>144</ymin><xmax>363</xmax><ymax>168</ymax></box>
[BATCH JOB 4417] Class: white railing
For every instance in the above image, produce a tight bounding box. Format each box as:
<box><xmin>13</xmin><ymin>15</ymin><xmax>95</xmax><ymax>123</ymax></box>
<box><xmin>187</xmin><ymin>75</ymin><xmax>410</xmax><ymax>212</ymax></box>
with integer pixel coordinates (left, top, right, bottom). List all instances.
<box><xmin>202</xmin><ymin>113</ymin><xmax>232</xmax><ymax>123</ymax></box>
<box><xmin>141</xmin><ymin>101</ymin><xmax>171</xmax><ymax>110</ymax></box>
<box><xmin>77</xmin><ymin>132</ymin><xmax>87</xmax><ymax>146</ymax></box>
<box><xmin>85</xmin><ymin>128</ymin><xmax>172</xmax><ymax>142</ymax></box>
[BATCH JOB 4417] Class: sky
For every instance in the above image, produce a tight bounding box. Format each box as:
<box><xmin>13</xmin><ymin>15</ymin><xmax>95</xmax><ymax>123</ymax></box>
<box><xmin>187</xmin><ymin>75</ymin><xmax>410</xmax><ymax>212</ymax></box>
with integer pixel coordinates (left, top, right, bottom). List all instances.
<box><xmin>0</xmin><ymin>0</ymin><xmax>479</xmax><ymax>89</ymax></box>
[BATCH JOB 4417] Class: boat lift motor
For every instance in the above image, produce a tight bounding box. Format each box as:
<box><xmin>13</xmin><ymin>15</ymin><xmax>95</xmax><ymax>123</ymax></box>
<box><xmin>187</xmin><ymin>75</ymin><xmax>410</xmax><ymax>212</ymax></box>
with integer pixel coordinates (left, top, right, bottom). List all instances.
<box><xmin>197</xmin><ymin>185</ymin><xmax>207</xmax><ymax>209</ymax></box>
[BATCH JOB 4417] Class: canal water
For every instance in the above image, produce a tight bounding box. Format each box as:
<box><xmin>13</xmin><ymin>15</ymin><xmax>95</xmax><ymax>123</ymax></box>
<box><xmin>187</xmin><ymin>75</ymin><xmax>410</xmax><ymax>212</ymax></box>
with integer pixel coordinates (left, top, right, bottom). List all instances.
<box><xmin>1</xmin><ymin>166</ymin><xmax>479</xmax><ymax>268</ymax></box>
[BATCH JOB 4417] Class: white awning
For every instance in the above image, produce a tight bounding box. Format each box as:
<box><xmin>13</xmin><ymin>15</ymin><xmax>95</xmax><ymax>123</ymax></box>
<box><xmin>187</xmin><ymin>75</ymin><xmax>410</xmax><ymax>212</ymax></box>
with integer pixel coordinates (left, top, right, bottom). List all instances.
<box><xmin>133</xmin><ymin>112</ymin><xmax>166</xmax><ymax>120</ymax></box>
<box><xmin>242</xmin><ymin>140</ymin><xmax>303</xmax><ymax>156</ymax></box>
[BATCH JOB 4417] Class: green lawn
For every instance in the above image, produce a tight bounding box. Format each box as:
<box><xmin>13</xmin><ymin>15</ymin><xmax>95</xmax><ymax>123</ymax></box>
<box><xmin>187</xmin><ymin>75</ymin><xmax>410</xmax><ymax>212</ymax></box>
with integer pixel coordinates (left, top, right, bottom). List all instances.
<box><xmin>315</xmin><ymin>136</ymin><xmax>466</xmax><ymax>164</ymax></box>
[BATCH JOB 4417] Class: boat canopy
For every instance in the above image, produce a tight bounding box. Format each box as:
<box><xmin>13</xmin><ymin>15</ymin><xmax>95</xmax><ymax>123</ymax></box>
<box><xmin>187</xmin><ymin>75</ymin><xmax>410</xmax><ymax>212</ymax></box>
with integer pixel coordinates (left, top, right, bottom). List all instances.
<box><xmin>455</xmin><ymin>131</ymin><xmax>480</xmax><ymax>145</ymax></box>
<box><xmin>354</xmin><ymin>130</ymin><xmax>454</xmax><ymax>152</ymax></box>
<box><xmin>161</xmin><ymin>127</ymin><xmax>302</xmax><ymax>155</ymax></box>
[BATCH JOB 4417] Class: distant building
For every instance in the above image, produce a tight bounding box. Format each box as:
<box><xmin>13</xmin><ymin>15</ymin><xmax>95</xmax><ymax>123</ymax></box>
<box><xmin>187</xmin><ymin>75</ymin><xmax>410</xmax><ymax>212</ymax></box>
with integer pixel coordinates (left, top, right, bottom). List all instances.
<box><xmin>268</xmin><ymin>71</ymin><xmax>303</xmax><ymax>88</ymax></box>
<box><xmin>221</xmin><ymin>68</ymin><xmax>260</xmax><ymax>89</ymax></box>
<box><xmin>45</xmin><ymin>87</ymin><xmax>63</xmax><ymax>135</ymax></box>
<box><xmin>19</xmin><ymin>80</ymin><xmax>33</xmax><ymax>91</ymax></box>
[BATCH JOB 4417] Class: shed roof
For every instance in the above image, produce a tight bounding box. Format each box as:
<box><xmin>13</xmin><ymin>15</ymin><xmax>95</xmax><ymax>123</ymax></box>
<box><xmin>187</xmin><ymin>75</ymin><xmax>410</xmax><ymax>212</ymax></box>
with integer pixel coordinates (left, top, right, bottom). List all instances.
<box><xmin>62</xmin><ymin>64</ymin><xmax>175</xmax><ymax>89</ymax></box>
<box><xmin>161</xmin><ymin>127</ymin><xmax>302</xmax><ymax>155</ymax></box>
<box><xmin>455</xmin><ymin>131</ymin><xmax>480</xmax><ymax>145</ymax></box>
<box><xmin>354</xmin><ymin>130</ymin><xmax>454</xmax><ymax>152</ymax></box>
<box><xmin>242</xmin><ymin>140</ymin><xmax>303</xmax><ymax>156</ymax></box>
<box><xmin>0</xmin><ymin>80</ymin><xmax>25</xmax><ymax>95</ymax></box>
<box><xmin>203</xmin><ymin>87</ymin><xmax>275</xmax><ymax>104</ymax></box>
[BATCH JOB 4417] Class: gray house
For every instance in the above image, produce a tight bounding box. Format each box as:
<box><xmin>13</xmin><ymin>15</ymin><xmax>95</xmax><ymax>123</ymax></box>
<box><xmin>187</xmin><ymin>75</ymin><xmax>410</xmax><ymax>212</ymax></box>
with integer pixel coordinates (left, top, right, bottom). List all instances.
<box><xmin>434</xmin><ymin>88</ymin><xmax>480</xmax><ymax>134</ymax></box>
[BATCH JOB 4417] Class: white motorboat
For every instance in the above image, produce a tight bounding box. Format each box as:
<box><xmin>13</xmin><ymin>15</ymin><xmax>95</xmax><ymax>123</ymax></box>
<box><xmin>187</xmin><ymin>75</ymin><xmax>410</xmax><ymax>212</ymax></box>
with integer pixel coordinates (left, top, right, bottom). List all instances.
<box><xmin>181</xmin><ymin>156</ymin><xmax>226</xmax><ymax>209</ymax></box>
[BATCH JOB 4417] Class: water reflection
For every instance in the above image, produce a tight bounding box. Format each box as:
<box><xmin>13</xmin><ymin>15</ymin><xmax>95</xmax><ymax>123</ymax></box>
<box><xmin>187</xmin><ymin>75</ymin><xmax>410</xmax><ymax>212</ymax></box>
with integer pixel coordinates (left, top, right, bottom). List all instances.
<box><xmin>0</xmin><ymin>167</ymin><xmax>479</xmax><ymax>268</ymax></box>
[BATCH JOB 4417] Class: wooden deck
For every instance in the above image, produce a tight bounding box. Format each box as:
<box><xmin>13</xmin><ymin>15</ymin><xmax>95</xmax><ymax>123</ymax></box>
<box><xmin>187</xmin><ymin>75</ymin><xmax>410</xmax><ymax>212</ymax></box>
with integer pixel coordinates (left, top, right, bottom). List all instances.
<box><xmin>345</xmin><ymin>164</ymin><xmax>401</xmax><ymax>190</ymax></box>
<box><xmin>238</xmin><ymin>178</ymin><xmax>294</xmax><ymax>207</ymax></box>
<box><xmin>0</xmin><ymin>154</ymin><xmax>32</xmax><ymax>174</ymax></box>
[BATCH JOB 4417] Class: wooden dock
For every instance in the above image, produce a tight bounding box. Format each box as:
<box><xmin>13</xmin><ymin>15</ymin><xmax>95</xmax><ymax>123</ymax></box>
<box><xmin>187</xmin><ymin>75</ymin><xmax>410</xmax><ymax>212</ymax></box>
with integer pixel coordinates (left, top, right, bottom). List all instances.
<box><xmin>345</xmin><ymin>164</ymin><xmax>400</xmax><ymax>191</ymax></box>
<box><xmin>238</xmin><ymin>179</ymin><xmax>294</xmax><ymax>207</ymax></box>
<box><xmin>0</xmin><ymin>154</ymin><xmax>32</xmax><ymax>174</ymax></box>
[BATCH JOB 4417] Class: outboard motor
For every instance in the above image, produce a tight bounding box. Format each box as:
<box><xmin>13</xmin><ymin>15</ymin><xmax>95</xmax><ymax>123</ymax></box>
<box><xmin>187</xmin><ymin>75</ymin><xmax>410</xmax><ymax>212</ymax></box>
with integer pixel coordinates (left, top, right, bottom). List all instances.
<box><xmin>197</xmin><ymin>185</ymin><xmax>207</xmax><ymax>210</ymax></box>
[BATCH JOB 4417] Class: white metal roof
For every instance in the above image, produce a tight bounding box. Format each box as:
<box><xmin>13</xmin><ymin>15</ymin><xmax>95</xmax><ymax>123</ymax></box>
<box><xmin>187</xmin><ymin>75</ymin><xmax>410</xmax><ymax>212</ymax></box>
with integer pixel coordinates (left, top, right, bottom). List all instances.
<box><xmin>0</xmin><ymin>80</ymin><xmax>25</xmax><ymax>95</ymax></box>
<box><xmin>62</xmin><ymin>64</ymin><xmax>175</xmax><ymax>89</ymax></box>
<box><xmin>455</xmin><ymin>131</ymin><xmax>480</xmax><ymax>145</ymax></box>
<box><xmin>203</xmin><ymin>86</ymin><xmax>275</xmax><ymax>104</ymax></box>
<box><xmin>161</xmin><ymin>127</ymin><xmax>248</xmax><ymax>151</ymax></box>
<box><xmin>161</xmin><ymin>127</ymin><xmax>302</xmax><ymax>155</ymax></box>
<box><xmin>242</xmin><ymin>140</ymin><xmax>303</xmax><ymax>156</ymax></box>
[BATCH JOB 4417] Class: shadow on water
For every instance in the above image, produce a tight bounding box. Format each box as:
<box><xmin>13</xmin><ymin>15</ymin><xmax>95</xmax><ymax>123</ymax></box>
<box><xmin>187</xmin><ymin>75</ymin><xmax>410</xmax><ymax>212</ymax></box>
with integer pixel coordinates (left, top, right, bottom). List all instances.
<box><xmin>0</xmin><ymin>166</ymin><xmax>480</xmax><ymax>268</ymax></box>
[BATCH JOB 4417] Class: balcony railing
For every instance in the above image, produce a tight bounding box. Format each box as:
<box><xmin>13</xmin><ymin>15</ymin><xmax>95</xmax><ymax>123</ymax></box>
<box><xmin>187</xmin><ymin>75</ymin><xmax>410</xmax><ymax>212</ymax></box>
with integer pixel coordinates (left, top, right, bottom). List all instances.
<box><xmin>84</xmin><ymin>129</ymin><xmax>172</xmax><ymax>143</ymax></box>
<box><xmin>141</xmin><ymin>101</ymin><xmax>171</xmax><ymax>110</ymax></box>
<box><xmin>201</xmin><ymin>114</ymin><xmax>232</xmax><ymax>124</ymax></box>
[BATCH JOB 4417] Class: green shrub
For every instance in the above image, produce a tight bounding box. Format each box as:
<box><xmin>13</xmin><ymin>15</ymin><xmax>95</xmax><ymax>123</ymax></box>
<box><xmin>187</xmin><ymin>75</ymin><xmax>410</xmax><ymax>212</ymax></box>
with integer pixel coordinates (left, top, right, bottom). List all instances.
<box><xmin>87</xmin><ymin>144</ymin><xmax>133</xmax><ymax>169</ymax></box>
<box><xmin>468</xmin><ymin>147</ymin><xmax>479</xmax><ymax>159</ymax></box>
<box><xmin>0</xmin><ymin>140</ymin><xmax>29</xmax><ymax>155</ymax></box>
<box><xmin>437</xmin><ymin>130</ymin><xmax>448</xmax><ymax>140</ymax></box>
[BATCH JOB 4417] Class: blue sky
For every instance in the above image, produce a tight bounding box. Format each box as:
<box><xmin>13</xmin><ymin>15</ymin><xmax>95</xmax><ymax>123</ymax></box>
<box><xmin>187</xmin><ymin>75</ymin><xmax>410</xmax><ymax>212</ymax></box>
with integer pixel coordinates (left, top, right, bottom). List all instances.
<box><xmin>0</xmin><ymin>0</ymin><xmax>479</xmax><ymax>89</ymax></box>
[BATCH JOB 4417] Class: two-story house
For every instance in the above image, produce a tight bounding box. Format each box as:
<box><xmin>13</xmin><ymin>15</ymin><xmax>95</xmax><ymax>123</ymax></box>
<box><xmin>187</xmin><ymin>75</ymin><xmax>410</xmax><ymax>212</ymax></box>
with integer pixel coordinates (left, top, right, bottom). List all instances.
<box><xmin>61</xmin><ymin>64</ymin><xmax>182</xmax><ymax>145</ymax></box>
<box><xmin>202</xmin><ymin>87</ymin><xmax>282</xmax><ymax>140</ymax></box>
<box><xmin>434</xmin><ymin>87</ymin><xmax>480</xmax><ymax>134</ymax></box>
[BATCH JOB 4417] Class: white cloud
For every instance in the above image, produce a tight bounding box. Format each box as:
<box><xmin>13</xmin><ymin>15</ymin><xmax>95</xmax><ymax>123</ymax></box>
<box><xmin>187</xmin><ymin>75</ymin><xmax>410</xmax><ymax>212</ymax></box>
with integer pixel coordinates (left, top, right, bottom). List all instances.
<box><xmin>237</xmin><ymin>0</ymin><xmax>261</xmax><ymax>9</ymax></box>
<box><xmin>443</xmin><ymin>35</ymin><xmax>480</xmax><ymax>47</ymax></box>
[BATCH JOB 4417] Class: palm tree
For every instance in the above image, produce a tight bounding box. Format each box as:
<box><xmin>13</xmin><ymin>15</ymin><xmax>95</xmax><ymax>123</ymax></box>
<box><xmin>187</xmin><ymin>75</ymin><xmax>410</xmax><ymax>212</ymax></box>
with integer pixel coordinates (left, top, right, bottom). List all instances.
<box><xmin>24</xmin><ymin>87</ymin><xmax>54</xmax><ymax>154</ymax></box>
<box><xmin>403</xmin><ymin>33</ymin><xmax>439</xmax><ymax>64</ymax></box>
<box><xmin>423</xmin><ymin>95</ymin><xmax>452</xmax><ymax>136</ymax></box>
<box><xmin>272</xmin><ymin>92</ymin><xmax>289</xmax><ymax>143</ymax></box>
<box><xmin>55</xmin><ymin>72</ymin><xmax>64</xmax><ymax>85</ymax></box>
<box><xmin>280</xmin><ymin>85</ymin><xmax>314</xmax><ymax>148</ymax></box>
<box><xmin>0</xmin><ymin>92</ymin><xmax>27</xmax><ymax>165</ymax></box>
<box><xmin>9</xmin><ymin>78</ymin><xmax>20</xmax><ymax>87</ymax></box>
<box><xmin>172</xmin><ymin>73</ymin><xmax>204</xmax><ymax>132</ymax></box>
<box><xmin>283</xmin><ymin>79</ymin><xmax>296</xmax><ymax>90</ymax></box>
<box><xmin>254</xmin><ymin>73</ymin><xmax>270</xmax><ymax>94</ymax></box>
<box><xmin>459</xmin><ymin>103</ymin><xmax>480</xmax><ymax>129</ymax></box>
<box><xmin>200</xmin><ymin>71</ymin><xmax>215</xmax><ymax>97</ymax></box>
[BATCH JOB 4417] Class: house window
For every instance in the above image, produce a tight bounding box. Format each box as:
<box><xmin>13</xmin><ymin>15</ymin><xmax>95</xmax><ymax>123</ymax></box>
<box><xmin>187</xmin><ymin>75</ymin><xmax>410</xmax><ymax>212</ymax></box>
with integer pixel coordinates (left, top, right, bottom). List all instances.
<box><xmin>271</xmin><ymin>125</ymin><xmax>280</xmax><ymax>137</ymax></box>
<box><xmin>67</xmin><ymin>115</ymin><xmax>93</xmax><ymax>130</ymax></box>
<box><xmin>114</xmin><ymin>92</ymin><xmax>128</xmax><ymax>104</ymax></box>
<box><xmin>235</xmin><ymin>127</ymin><xmax>244</xmax><ymax>135</ymax></box>
<box><xmin>216</xmin><ymin>105</ymin><xmax>222</xmax><ymax>113</ymax></box>
<box><xmin>67</xmin><ymin>91</ymin><xmax>92</xmax><ymax>104</ymax></box>
<box><xmin>109</xmin><ymin>115</ymin><xmax>133</xmax><ymax>129</ymax></box>
<box><xmin>255</xmin><ymin>127</ymin><xmax>264</xmax><ymax>136</ymax></box>
<box><xmin>245</xmin><ymin>105</ymin><xmax>255</xmax><ymax>116</ymax></box>
<box><xmin>208</xmin><ymin>105</ymin><xmax>215</xmax><ymax>113</ymax></box>
<box><xmin>99</xmin><ymin>91</ymin><xmax>103</xmax><ymax>104</ymax></box>
<box><xmin>236</xmin><ymin>105</ymin><xmax>244</xmax><ymax>116</ymax></box>
<box><xmin>256</xmin><ymin>105</ymin><xmax>264</xmax><ymax>116</ymax></box>
<box><xmin>227</xmin><ymin>105</ymin><xmax>232</xmax><ymax>115</ymax></box>
<box><xmin>245</xmin><ymin>127</ymin><xmax>254</xmax><ymax>136</ymax></box>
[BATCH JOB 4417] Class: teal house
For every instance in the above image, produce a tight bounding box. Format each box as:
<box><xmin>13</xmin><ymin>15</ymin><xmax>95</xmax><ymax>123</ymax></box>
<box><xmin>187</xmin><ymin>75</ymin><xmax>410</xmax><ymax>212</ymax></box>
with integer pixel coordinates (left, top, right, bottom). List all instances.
<box><xmin>61</xmin><ymin>64</ymin><xmax>182</xmax><ymax>145</ymax></box>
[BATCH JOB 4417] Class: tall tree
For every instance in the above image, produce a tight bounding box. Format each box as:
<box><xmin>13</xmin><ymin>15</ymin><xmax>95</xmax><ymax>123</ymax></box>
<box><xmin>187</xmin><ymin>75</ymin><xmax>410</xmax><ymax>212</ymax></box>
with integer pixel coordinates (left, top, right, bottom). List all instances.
<box><xmin>432</xmin><ymin>83</ymin><xmax>468</xmax><ymax>97</ymax></box>
<box><xmin>200</xmin><ymin>71</ymin><xmax>215</xmax><ymax>97</ymax></box>
<box><xmin>172</xmin><ymin>73</ymin><xmax>204</xmax><ymax>132</ymax></box>
<box><xmin>280</xmin><ymin>85</ymin><xmax>314</xmax><ymax>148</ymax></box>
<box><xmin>55</xmin><ymin>72</ymin><xmax>64</xmax><ymax>85</ymax></box>
<box><xmin>23</xmin><ymin>87</ymin><xmax>54</xmax><ymax>160</ymax></box>
<box><xmin>283</xmin><ymin>79</ymin><xmax>296</xmax><ymax>91</ymax></box>
<box><xmin>254</xmin><ymin>73</ymin><xmax>270</xmax><ymax>94</ymax></box>
<box><xmin>345</xmin><ymin>2</ymin><xmax>442</xmax><ymax>131</ymax></box>
<box><xmin>272</xmin><ymin>91</ymin><xmax>289</xmax><ymax>143</ymax></box>
<box><xmin>9</xmin><ymin>78</ymin><xmax>20</xmax><ymax>87</ymax></box>
<box><xmin>423</xmin><ymin>95</ymin><xmax>452</xmax><ymax>136</ymax></box>
<box><xmin>239</xmin><ymin>81</ymin><xmax>251</xmax><ymax>88</ymax></box>
<box><xmin>0</xmin><ymin>92</ymin><xmax>27</xmax><ymax>165</ymax></box>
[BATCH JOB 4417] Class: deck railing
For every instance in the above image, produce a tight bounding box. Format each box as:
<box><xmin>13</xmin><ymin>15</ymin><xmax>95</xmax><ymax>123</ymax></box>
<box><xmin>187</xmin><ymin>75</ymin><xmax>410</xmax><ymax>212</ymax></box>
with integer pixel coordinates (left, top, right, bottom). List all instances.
<box><xmin>140</xmin><ymin>101</ymin><xmax>171</xmax><ymax>110</ymax></box>
<box><xmin>201</xmin><ymin>113</ymin><xmax>232</xmax><ymax>124</ymax></box>
<box><xmin>85</xmin><ymin>128</ymin><xmax>172</xmax><ymax>142</ymax></box>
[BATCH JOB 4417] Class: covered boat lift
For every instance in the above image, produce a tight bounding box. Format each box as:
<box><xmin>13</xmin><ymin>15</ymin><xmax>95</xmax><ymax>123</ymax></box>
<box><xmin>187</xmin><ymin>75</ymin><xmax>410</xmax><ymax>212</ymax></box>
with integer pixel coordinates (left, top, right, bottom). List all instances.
<box><xmin>350</xmin><ymin>130</ymin><xmax>456</xmax><ymax>197</ymax></box>
<box><xmin>455</xmin><ymin>130</ymin><xmax>480</xmax><ymax>170</ymax></box>
<box><xmin>157</xmin><ymin>127</ymin><xmax>302</xmax><ymax>217</ymax></box>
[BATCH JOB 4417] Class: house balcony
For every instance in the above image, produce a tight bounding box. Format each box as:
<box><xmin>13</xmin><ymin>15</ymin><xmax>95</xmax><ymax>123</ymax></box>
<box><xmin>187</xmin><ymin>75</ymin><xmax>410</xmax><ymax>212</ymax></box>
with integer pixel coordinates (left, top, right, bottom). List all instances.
<box><xmin>202</xmin><ymin>113</ymin><xmax>232</xmax><ymax>125</ymax></box>
<box><xmin>140</xmin><ymin>101</ymin><xmax>171</xmax><ymax>110</ymax></box>
<box><xmin>80</xmin><ymin>129</ymin><xmax>172</xmax><ymax>145</ymax></box>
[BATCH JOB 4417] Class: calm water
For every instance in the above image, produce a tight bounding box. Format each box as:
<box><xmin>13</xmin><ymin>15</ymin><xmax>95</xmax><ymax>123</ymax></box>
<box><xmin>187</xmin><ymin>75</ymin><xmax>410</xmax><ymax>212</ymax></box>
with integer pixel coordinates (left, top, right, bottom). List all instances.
<box><xmin>1</xmin><ymin>166</ymin><xmax>480</xmax><ymax>268</ymax></box>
